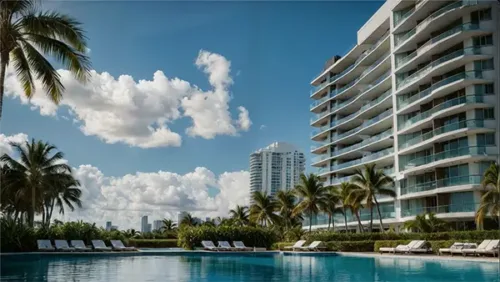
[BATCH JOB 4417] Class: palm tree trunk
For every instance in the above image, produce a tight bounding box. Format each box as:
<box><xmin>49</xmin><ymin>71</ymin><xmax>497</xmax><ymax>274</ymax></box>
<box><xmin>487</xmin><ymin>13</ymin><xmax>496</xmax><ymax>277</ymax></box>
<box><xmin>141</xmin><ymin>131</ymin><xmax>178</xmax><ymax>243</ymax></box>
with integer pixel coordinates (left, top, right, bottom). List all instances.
<box><xmin>369</xmin><ymin>205</ymin><xmax>373</xmax><ymax>233</ymax></box>
<box><xmin>373</xmin><ymin>197</ymin><xmax>385</xmax><ymax>232</ymax></box>
<box><xmin>309</xmin><ymin>212</ymin><xmax>312</xmax><ymax>232</ymax></box>
<box><xmin>343</xmin><ymin>207</ymin><xmax>348</xmax><ymax>232</ymax></box>
<box><xmin>355</xmin><ymin>211</ymin><xmax>363</xmax><ymax>233</ymax></box>
<box><xmin>327</xmin><ymin>213</ymin><xmax>331</xmax><ymax>231</ymax></box>
<box><xmin>0</xmin><ymin>54</ymin><xmax>8</xmax><ymax>120</ymax></box>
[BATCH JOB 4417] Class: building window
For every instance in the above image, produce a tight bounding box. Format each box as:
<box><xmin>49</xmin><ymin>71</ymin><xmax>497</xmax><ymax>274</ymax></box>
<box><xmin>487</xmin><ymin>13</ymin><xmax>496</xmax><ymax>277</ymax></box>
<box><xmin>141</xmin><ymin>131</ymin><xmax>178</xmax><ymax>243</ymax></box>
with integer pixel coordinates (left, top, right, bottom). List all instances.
<box><xmin>477</xmin><ymin>133</ymin><xmax>496</xmax><ymax>146</ymax></box>
<box><xmin>475</xmin><ymin>83</ymin><xmax>494</xmax><ymax>95</ymax></box>
<box><xmin>476</xmin><ymin>108</ymin><xmax>494</xmax><ymax>120</ymax></box>
<box><xmin>474</xmin><ymin>59</ymin><xmax>494</xmax><ymax>71</ymax></box>
<box><xmin>472</xmin><ymin>35</ymin><xmax>493</xmax><ymax>46</ymax></box>
<box><xmin>471</xmin><ymin>8</ymin><xmax>492</xmax><ymax>23</ymax></box>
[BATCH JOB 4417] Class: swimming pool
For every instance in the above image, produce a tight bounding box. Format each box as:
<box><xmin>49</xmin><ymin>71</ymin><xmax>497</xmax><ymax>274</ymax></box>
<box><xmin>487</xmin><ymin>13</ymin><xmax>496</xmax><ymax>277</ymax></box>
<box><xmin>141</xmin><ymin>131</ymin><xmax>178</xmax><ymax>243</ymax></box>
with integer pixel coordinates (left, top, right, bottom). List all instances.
<box><xmin>1</xmin><ymin>253</ymin><xmax>498</xmax><ymax>282</ymax></box>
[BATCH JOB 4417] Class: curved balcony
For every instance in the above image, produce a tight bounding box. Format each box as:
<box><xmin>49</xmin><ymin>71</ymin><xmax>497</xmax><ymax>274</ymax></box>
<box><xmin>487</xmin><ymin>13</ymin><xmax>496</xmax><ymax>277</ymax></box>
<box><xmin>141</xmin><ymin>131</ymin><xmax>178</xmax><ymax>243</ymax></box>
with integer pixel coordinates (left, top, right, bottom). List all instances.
<box><xmin>400</xmin><ymin>146</ymin><xmax>495</xmax><ymax>173</ymax></box>
<box><xmin>394</xmin><ymin>0</ymin><xmax>482</xmax><ymax>50</ymax></box>
<box><xmin>397</xmin><ymin>71</ymin><xmax>486</xmax><ymax>112</ymax></box>
<box><xmin>396</xmin><ymin>47</ymin><xmax>486</xmax><ymax>91</ymax></box>
<box><xmin>401</xmin><ymin>202</ymin><xmax>477</xmax><ymax>218</ymax></box>
<box><xmin>398</xmin><ymin>95</ymin><xmax>487</xmax><ymax>132</ymax></box>
<box><xmin>329</xmin><ymin>109</ymin><xmax>393</xmax><ymax>144</ymax></box>
<box><xmin>400</xmin><ymin>174</ymin><xmax>481</xmax><ymax>197</ymax></box>
<box><xmin>328</xmin><ymin>147</ymin><xmax>394</xmax><ymax>174</ymax></box>
<box><xmin>398</xmin><ymin>119</ymin><xmax>494</xmax><ymax>153</ymax></box>
<box><xmin>395</xmin><ymin>21</ymin><xmax>485</xmax><ymax>70</ymax></box>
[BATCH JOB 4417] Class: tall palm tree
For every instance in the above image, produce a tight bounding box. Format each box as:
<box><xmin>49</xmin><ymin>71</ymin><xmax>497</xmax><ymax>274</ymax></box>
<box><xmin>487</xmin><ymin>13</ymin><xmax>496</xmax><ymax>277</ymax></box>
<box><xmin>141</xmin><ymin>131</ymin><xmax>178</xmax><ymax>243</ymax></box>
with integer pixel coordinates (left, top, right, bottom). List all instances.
<box><xmin>160</xmin><ymin>218</ymin><xmax>177</xmax><ymax>232</ymax></box>
<box><xmin>349</xmin><ymin>192</ymin><xmax>365</xmax><ymax>233</ymax></box>
<box><xmin>123</xmin><ymin>229</ymin><xmax>140</xmax><ymax>238</ymax></box>
<box><xmin>350</xmin><ymin>164</ymin><xmax>395</xmax><ymax>232</ymax></box>
<box><xmin>43</xmin><ymin>177</ymin><xmax>82</xmax><ymax>226</ymax></box>
<box><xmin>1</xmin><ymin>139</ymin><xmax>81</xmax><ymax>227</ymax></box>
<box><xmin>293</xmin><ymin>173</ymin><xmax>328</xmax><ymax>232</ymax></box>
<box><xmin>180</xmin><ymin>213</ymin><xmax>198</xmax><ymax>227</ymax></box>
<box><xmin>229</xmin><ymin>205</ymin><xmax>249</xmax><ymax>226</ymax></box>
<box><xmin>403</xmin><ymin>212</ymin><xmax>449</xmax><ymax>233</ymax></box>
<box><xmin>319</xmin><ymin>186</ymin><xmax>343</xmax><ymax>231</ymax></box>
<box><xmin>0</xmin><ymin>0</ymin><xmax>91</xmax><ymax>119</ymax></box>
<box><xmin>476</xmin><ymin>163</ymin><xmax>500</xmax><ymax>229</ymax></box>
<box><xmin>274</xmin><ymin>190</ymin><xmax>297</xmax><ymax>230</ymax></box>
<box><xmin>249</xmin><ymin>191</ymin><xmax>280</xmax><ymax>226</ymax></box>
<box><xmin>339</xmin><ymin>182</ymin><xmax>354</xmax><ymax>232</ymax></box>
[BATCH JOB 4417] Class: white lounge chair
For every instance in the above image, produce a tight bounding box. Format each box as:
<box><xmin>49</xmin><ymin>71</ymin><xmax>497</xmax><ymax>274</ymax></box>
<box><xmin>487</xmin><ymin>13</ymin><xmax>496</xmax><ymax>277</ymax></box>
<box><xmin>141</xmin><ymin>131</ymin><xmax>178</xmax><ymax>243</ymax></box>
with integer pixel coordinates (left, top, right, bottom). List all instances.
<box><xmin>37</xmin><ymin>240</ymin><xmax>55</xmax><ymax>251</ymax></box>
<box><xmin>379</xmin><ymin>240</ymin><xmax>419</xmax><ymax>254</ymax></box>
<box><xmin>55</xmin><ymin>240</ymin><xmax>75</xmax><ymax>251</ymax></box>
<box><xmin>91</xmin><ymin>240</ymin><xmax>112</xmax><ymax>251</ymax></box>
<box><xmin>284</xmin><ymin>240</ymin><xmax>306</xmax><ymax>251</ymax></box>
<box><xmin>110</xmin><ymin>240</ymin><xmax>137</xmax><ymax>251</ymax></box>
<box><xmin>201</xmin><ymin>240</ymin><xmax>219</xmax><ymax>251</ymax></box>
<box><xmin>462</xmin><ymin>240</ymin><xmax>490</xmax><ymax>256</ymax></box>
<box><xmin>450</xmin><ymin>243</ymin><xmax>476</xmax><ymax>255</ymax></box>
<box><xmin>300</xmin><ymin>241</ymin><xmax>326</xmax><ymax>252</ymax></box>
<box><xmin>233</xmin><ymin>241</ymin><xmax>253</xmax><ymax>251</ymax></box>
<box><xmin>218</xmin><ymin>241</ymin><xmax>235</xmax><ymax>251</ymax></box>
<box><xmin>408</xmin><ymin>240</ymin><xmax>431</xmax><ymax>254</ymax></box>
<box><xmin>476</xmin><ymin>240</ymin><xmax>499</xmax><ymax>257</ymax></box>
<box><xmin>438</xmin><ymin>242</ymin><xmax>463</xmax><ymax>256</ymax></box>
<box><xmin>70</xmin><ymin>240</ymin><xmax>92</xmax><ymax>251</ymax></box>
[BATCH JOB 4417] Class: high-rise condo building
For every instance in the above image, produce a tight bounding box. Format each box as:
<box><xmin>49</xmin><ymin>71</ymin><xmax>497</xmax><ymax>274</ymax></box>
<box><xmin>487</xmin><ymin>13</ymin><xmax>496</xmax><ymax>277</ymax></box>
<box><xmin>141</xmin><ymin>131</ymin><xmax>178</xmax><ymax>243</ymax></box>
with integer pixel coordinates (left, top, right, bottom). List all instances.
<box><xmin>250</xmin><ymin>142</ymin><xmax>306</xmax><ymax>198</ymax></box>
<box><xmin>309</xmin><ymin>0</ymin><xmax>499</xmax><ymax>231</ymax></box>
<box><xmin>141</xmin><ymin>215</ymin><xmax>149</xmax><ymax>233</ymax></box>
<box><xmin>105</xmin><ymin>221</ymin><xmax>112</xmax><ymax>231</ymax></box>
<box><xmin>153</xmin><ymin>220</ymin><xmax>163</xmax><ymax>231</ymax></box>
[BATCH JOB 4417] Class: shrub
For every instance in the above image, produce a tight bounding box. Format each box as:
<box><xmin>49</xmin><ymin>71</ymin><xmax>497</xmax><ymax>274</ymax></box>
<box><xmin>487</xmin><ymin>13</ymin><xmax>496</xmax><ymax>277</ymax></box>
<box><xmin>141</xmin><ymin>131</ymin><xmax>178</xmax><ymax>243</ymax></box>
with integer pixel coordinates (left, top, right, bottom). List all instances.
<box><xmin>177</xmin><ymin>226</ymin><xmax>279</xmax><ymax>250</ymax></box>
<box><xmin>127</xmin><ymin>239</ymin><xmax>178</xmax><ymax>248</ymax></box>
<box><xmin>271</xmin><ymin>242</ymin><xmax>295</xmax><ymax>250</ymax></box>
<box><xmin>0</xmin><ymin>218</ymin><xmax>37</xmax><ymax>252</ymax></box>
<box><xmin>326</xmin><ymin>240</ymin><xmax>375</xmax><ymax>252</ymax></box>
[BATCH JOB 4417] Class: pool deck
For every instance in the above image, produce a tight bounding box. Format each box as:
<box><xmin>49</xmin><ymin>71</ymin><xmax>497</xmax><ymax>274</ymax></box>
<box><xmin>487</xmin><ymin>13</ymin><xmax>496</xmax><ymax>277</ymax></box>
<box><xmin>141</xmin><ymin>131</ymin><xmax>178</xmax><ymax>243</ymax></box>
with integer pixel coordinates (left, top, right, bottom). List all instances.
<box><xmin>1</xmin><ymin>250</ymin><xmax>499</xmax><ymax>263</ymax></box>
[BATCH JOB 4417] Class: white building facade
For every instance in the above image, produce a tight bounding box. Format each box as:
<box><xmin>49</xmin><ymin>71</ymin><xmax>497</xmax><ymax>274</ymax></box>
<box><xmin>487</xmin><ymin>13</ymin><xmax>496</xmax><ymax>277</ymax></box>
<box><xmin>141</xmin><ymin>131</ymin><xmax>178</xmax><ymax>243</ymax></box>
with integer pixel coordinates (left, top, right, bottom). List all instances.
<box><xmin>309</xmin><ymin>0</ymin><xmax>500</xmax><ymax>231</ymax></box>
<box><xmin>250</xmin><ymin>142</ymin><xmax>306</xmax><ymax>198</ymax></box>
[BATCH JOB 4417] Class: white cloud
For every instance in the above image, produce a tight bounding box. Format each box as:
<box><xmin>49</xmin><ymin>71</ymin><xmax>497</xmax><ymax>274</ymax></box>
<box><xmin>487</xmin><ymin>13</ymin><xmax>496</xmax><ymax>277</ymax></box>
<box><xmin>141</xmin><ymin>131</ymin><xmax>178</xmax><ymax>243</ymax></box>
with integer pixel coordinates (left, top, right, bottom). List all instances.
<box><xmin>0</xmin><ymin>133</ymin><xmax>250</xmax><ymax>229</ymax></box>
<box><xmin>0</xmin><ymin>133</ymin><xmax>28</xmax><ymax>155</ymax></box>
<box><xmin>259</xmin><ymin>125</ymin><xmax>267</xmax><ymax>130</ymax></box>
<box><xmin>4</xmin><ymin>50</ymin><xmax>251</xmax><ymax>148</ymax></box>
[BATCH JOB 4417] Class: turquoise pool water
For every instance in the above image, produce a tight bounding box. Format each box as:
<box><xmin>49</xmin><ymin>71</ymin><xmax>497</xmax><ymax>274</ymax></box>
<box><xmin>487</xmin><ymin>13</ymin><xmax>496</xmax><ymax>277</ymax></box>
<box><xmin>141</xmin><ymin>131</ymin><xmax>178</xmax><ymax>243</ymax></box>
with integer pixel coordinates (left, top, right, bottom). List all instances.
<box><xmin>1</xmin><ymin>253</ymin><xmax>499</xmax><ymax>282</ymax></box>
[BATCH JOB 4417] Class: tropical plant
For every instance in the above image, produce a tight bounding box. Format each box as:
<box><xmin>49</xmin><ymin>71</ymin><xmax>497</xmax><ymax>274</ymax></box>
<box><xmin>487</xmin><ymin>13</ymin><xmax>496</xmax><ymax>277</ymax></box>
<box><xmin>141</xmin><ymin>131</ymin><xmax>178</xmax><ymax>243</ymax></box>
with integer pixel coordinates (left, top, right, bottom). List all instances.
<box><xmin>122</xmin><ymin>229</ymin><xmax>140</xmax><ymax>238</ymax></box>
<box><xmin>339</xmin><ymin>182</ymin><xmax>354</xmax><ymax>232</ymax></box>
<box><xmin>293</xmin><ymin>173</ymin><xmax>328</xmax><ymax>232</ymax></box>
<box><xmin>319</xmin><ymin>186</ymin><xmax>343</xmax><ymax>231</ymax></box>
<box><xmin>1</xmin><ymin>139</ymin><xmax>82</xmax><ymax>227</ymax></box>
<box><xmin>179</xmin><ymin>213</ymin><xmax>198</xmax><ymax>227</ymax></box>
<box><xmin>229</xmin><ymin>205</ymin><xmax>249</xmax><ymax>226</ymax></box>
<box><xmin>476</xmin><ymin>163</ymin><xmax>500</xmax><ymax>229</ymax></box>
<box><xmin>249</xmin><ymin>191</ymin><xmax>280</xmax><ymax>226</ymax></box>
<box><xmin>274</xmin><ymin>190</ymin><xmax>301</xmax><ymax>230</ymax></box>
<box><xmin>160</xmin><ymin>219</ymin><xmax>177</xmax><ymax>232</ymax></box>
<box><xmin>350</xmin><ymin>164</ymin><xmax>395</xmax><ymax>232</ymax></box>
<box><xmin>0</xmin><ymin>0</ymin><xmax>92</xmax><ymax>119</ymax></box>
<box><xmin>403</xmin><ymin>212</ymin><xmax>450</xmax><ymax>233</ymax></box>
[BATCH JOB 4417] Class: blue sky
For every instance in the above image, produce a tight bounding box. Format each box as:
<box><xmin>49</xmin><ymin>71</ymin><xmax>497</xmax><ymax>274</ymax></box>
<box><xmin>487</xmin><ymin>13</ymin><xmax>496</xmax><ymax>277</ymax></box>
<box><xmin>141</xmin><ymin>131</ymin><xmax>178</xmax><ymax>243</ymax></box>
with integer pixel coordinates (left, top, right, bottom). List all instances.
<box><xmin>1</xmin><ymin>1</ymin><xmax>383</xmax><ymax>227</ymax></box>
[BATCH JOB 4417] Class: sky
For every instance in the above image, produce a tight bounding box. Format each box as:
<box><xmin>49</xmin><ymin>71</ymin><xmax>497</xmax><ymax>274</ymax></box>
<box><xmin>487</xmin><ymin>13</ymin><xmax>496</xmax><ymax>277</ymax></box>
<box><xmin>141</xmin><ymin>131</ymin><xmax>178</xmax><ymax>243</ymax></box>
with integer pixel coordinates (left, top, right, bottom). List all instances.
<box><xmin>1</xmin><ymin>0</ymin><xmax>383</xmax><ymax>229</ymax></box>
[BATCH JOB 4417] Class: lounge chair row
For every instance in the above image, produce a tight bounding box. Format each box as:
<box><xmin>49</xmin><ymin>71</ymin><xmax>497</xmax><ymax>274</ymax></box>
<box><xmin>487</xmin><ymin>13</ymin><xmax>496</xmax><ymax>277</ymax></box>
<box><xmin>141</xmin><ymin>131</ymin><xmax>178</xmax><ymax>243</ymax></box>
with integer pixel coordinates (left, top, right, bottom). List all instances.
<box><xmin>283</xmin><ymin>240</ymin><xmax>326</xmax><ymax>251</ymax></box>
<box><xmin>439</xmin><ymin>240</ymin><xmax>499</xmax><ymax>257</ymax></box>
<box><xmin>37</xmin><ymin>240</ymin><xmax>136</xmax><ymax>252</ymax></box>
<box><xmin>201</xmin><ymin>241</ymin><xmax>253</xmax><ymax>251</ymax></box>
<box><xmin>379</xmin><ymin>240</ymin><xmax>431</xmax><ymax>254</ymax></box>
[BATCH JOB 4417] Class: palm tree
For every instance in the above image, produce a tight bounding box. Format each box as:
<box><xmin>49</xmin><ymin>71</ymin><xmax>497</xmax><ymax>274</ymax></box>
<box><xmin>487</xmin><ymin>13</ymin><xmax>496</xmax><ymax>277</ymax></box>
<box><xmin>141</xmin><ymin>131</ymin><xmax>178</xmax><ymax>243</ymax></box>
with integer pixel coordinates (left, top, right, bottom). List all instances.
<box><xmin>349</xmin><ymin>192</ymin><xmax>365</xmax><ymax>233</ymax></box>
<box><xmin>1</xmin><ymin>139</ymin><xmax>81</xmax><ymax>227</ymax></box>
<box><xmin>249</xmin><ymin>191</ymin><xmax>280</xmax><ymax>226</ymax></box>
<box><xmin>180</xmin><ymin>213</ymin><xmax>198</xmax><ymax>227</ymax></box>
<box><xmin>160</xmin><ymin>218</ymin><xmax>177</xmax><ymax>232</ymax></box>
<box><xmin>123</xmin><ymin>229</ymin><xmax>140</xmax><ymax>238</ymax></box>
<box><xmin>293</xmin><ymin>173</ymin><xmax>328</xmax><ymax>232</ymax></box>
<box><xmin>0</xmin><ymin>0</ymin><xmax>91</xmax><ymax>119</ymax></box>
<box><xmin>350</xmin><ymin>164</ymin><xmax>395</xmax><ymax>232</ymax></box>
<box><xmin>476</xmin><ymin>163</ymin><xmax>500</xmax><ymax>229</ymax></box>
<box><xmin>339</xmin><ymin>182</ymin><xmax>354</xmax><ymax>232</ymax></box>
<box><xmin>274</xmin><ymin>190</ymin><xmax>297</xmax><ymax>230</ymax></box>
<box><xmin>43</xmin><ymin>177</ymin><xmax>82</xmax><ymax>226</ymax></box>
<box><xmin>319</xmin><ymin>186</ymin><xmax>343</xmax><ymax>231</ymax></box>
<box><xmin>403</xmin><ymin>212</ymin><xmax>449</xmax><ymax>233</ymax></box>
<box><xmin>229</xmin><ymin>205</ymin><xmax>249</xmax><ymax>226</ymax></box>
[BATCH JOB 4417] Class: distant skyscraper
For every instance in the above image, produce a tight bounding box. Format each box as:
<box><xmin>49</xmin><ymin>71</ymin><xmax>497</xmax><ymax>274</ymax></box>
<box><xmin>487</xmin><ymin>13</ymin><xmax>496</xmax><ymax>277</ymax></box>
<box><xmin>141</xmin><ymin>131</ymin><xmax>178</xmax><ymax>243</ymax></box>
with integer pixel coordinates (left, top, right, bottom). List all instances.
<box><xmin>177</xmin><ymin>211</ymin><xmax>188</xmax><ymax>225</ymax></box>
<box><xmin>111</xmin><ymin>225</ymin><xmax>118</xmax><ymax>231</ymax></box>
<box><xmin>250</xmin><ymin>142</ymin><xmax>305</xmax><ymax>199</ymax></box>
<box><xmin>141</xmin><ymin>216</ymin><xmax>148</xmax><ymax>233</ymax></box>
<box><xmin>105</xmin><ymin>221</ymin><xmax>112</xmax><ymax>231</ymax></box>
<box><xmin>153</xmin><ymin>220</ymin><xmax>163</xmax><ymax>231</ymax></box>
<box><xmin>147</xmin><ymin>223</ymin><xmax>152</xmax><ymax>233</ymax></box>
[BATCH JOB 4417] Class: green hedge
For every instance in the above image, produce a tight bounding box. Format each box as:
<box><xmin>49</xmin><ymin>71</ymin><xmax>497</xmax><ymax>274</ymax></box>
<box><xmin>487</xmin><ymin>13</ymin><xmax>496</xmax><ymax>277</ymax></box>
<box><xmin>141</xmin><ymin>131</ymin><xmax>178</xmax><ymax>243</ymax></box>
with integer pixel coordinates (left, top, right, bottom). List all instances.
<box><xmin>374</xmin><ymin>240</ymin><xmax>412</xmax><ymax>252</ymax></box>
<box><xmin>177</xmin><ymin>226</ymin><xmax>278</xmax><ymax>250</ymax></box>
<box><xmin>327</xmin><ymin>241</ymin><xmax>374</xmax><ymax>252</ymax></box>
<box><xmin>127</xmin><ymin>239</ymin><xmax>178</xmax><ymax>248</ymax></box>
<box><xmin>304</xmin><ymin>230</ymin><xmax>500</xmax><ymax>242</ymax></box>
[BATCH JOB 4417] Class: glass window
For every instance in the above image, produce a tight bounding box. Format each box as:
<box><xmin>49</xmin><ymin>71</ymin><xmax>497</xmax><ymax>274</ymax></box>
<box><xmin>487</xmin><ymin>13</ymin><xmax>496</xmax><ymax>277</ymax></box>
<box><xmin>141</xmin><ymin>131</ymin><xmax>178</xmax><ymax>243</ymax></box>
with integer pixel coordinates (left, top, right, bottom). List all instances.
<box><xmin>474</xmin><ymin>59</ymin><xmax>494</xmax><ymax>71</ymax></box>
<box><xmin>473</xmin><ymin>35</ymin><xmax>493</xmax><ymax>46</ymax></box>
<box><xmin>484</xmin><ymin>83</ymin><xmax>494</xmax><ymax>94</ymax></box>
<box><xmin>479</xmin><ymin>133</ymin><xmax>496</xmax><ymax>146</ymax></box>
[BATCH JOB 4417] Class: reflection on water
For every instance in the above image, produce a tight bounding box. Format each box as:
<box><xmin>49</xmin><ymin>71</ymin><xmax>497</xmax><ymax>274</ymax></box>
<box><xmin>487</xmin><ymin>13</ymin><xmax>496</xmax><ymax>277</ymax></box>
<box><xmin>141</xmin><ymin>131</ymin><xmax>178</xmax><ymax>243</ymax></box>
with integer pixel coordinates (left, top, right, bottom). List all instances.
<box><xmin>1</xmin><ymin>254</ymin><xmax>499</xmax><ymax>282</ymax></box>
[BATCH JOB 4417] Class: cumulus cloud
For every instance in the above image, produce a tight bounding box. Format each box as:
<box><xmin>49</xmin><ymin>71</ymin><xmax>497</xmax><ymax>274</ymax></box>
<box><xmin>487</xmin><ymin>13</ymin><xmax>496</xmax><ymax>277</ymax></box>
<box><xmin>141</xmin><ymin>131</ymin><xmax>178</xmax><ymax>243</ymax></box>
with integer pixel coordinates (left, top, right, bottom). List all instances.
<box><xmin>4</xmin><ymin>50</ymin><xmax>251</xmax><ymax>148</ymax></box>
<box><xmin>0</xmin><ymin>133</ymin><xmax>250</xmax><ymax>230</ymax></box>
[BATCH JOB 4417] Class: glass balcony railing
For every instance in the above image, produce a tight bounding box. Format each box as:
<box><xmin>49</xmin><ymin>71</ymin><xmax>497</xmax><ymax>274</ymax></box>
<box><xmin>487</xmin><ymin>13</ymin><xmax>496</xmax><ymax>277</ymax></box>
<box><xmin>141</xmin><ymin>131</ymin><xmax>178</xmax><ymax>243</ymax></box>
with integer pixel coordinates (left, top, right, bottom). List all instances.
<box><xmin>401</xmin><ymin>175</ymin><xmax>482</xmax><ymax>195</ymax></box>
<box><xmin>398</xmin><ymin>95</ymin><xmax>485</xmax><ymax>130</ymax></box>
<box><xmin>359</xmin><ymin>211</ymin><xmax>396</xmax><ymax>221</ymax></box>
<box><xmin>335</xmin><ymin>109</ymin><xmax>393</xmax><ymax>141</ymax></box>
<box><xmin>330</xmin><ymin>147</ymin><xmax>394</xmax><ymax>172</ymax></box>
<box><xmin>402</xmin><ymin>202</ymin><xmax>477</xmax><ymax>217</ymax></box>
<box><xmin>395</xmin><ymin>21</ymin><xmax>481</xmax><ymax>68</ymax></box>
<box><xmin>331</xmin><ymin>129</ymin><xmax>393</xmax><ymax>159</ymax></box>
<box><xmin>311</xmin><ymin>124</ymin><xmax>331</xmax><ymax>137</ymax></box>
<box><xmin>396</xmin><ymin>47</ymin><xmax>483</xmax><ymax>90</ymax></box>
<box><xmin>317</xmin><ymin>167</ymin><xmax>329</xmax><ymax>175</ymax></box>
<box><xmin>397</xmin><ymin>71</ymin><xmax>483</xmax><ymax>110</ymax></box>
<box><xmin>401</xmin><ymin>146</ymin><xmax>491</xmax><ymax>171</ymax></box>
<box><xmin>395</xmin><ymin>1</ymin><xmax>480</xmax><ymax>48</ymax></box>
<box><xmin>329</xmin><ymin>175</ymin><xmax>352</xmax><ymax>186</ymax></box>
<box><xmin>310</xmin><ymin>110</ymin><xmax>331</xmax><ymax>124</ymax></box>
<box><xmin>394</xmin><ymin>6</ymin><xmax>415</xmax><ymax>27</ymax></box>
<box><xmin>399</xmin><ymin>119</ymin><xmax>486</xmax><ymax>150</ymax></box>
